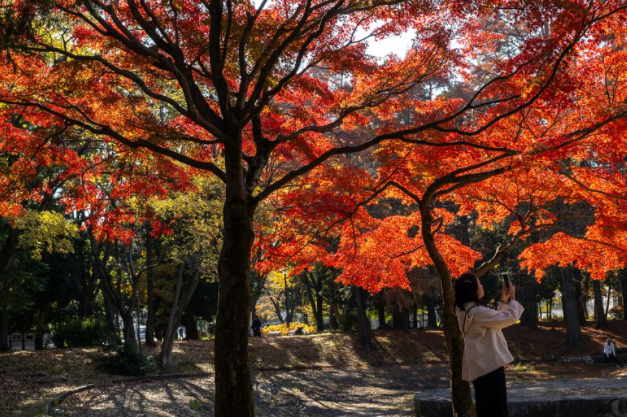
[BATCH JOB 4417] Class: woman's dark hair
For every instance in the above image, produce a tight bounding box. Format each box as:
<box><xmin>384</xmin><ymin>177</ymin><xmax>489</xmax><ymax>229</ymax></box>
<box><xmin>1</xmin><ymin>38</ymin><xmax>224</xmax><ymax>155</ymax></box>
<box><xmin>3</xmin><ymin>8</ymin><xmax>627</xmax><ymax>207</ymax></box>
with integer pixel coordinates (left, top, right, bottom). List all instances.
<box><xmin>454</xmin><ymin>272</ymin><xmax>483</xmax><ymax>310</ymax></box>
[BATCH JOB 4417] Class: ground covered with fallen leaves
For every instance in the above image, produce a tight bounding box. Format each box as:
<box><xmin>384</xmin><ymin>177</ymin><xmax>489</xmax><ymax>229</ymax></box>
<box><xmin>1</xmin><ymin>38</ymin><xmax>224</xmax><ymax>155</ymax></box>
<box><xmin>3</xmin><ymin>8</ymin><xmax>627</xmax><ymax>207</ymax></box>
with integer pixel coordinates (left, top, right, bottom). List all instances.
<box><xmin>2</xmin><ymin>321</ymin><xmax>627</xmax><ymax>417</ymax></box>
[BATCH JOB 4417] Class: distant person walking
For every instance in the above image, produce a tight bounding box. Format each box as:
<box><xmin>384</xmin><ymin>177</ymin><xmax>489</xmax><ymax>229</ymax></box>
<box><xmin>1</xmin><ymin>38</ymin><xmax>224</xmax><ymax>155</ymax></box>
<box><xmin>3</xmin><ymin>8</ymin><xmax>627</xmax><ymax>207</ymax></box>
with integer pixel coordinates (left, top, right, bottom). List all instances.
<box><xmin>251</xmin><ymin>315</ymin><xmax>262</xmax><ymax>337</ymax></box>
<box><xmin>604</xmin><ymin>338</ymin><xmax>620</xmax><ymax>365</ymax></box>
<box><xmin>454</xmin><ymin>272</ymin><xmax>524</xmax><ymax>417</ymax></box>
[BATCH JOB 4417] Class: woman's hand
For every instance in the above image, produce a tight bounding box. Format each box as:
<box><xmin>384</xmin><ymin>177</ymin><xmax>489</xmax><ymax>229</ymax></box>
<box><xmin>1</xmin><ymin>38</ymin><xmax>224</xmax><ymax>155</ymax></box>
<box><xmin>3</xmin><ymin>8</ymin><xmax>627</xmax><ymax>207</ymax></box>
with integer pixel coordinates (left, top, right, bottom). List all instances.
<box><xmin>501</xmin><ymin>279</ymin><xmax>516</xmax><ymax>303</ymax></box>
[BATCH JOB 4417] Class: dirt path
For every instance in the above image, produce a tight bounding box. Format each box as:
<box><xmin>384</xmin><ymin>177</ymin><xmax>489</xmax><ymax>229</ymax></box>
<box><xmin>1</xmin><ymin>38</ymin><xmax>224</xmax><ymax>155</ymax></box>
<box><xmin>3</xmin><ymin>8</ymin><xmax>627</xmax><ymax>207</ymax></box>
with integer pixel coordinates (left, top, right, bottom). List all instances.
<box><xmin>55</xmin><ymin>364</ymin><xmax>451</xmax><ymax>417</ymax></box>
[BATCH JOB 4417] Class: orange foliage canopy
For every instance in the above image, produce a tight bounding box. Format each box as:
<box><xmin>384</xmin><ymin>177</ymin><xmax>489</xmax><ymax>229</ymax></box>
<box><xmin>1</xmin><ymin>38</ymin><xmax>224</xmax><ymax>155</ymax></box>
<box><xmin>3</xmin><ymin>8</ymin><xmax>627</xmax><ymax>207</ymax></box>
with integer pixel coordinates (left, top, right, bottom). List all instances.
<box><xmin>259</xmin><ymin>0</ymin><xmax>627</xmax><ymax>289</ymax></box>
<box><xmin>1</xmin><ymin>0</ymin><xmax>627</xmax><ymax>280</ymax></box>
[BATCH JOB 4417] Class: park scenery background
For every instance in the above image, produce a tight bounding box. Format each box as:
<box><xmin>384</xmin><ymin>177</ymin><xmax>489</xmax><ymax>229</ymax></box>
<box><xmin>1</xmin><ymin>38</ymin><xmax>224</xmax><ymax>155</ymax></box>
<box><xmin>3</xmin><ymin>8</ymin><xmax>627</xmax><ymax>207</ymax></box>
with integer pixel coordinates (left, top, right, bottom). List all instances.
<box><xmin>3</xmin><ymin>323</ymin><xmax>627</xmax><ymax>416</ymax></box>
<box><xmin>1</xmin><ymin>0</ymin><xmax>627</xmax><ymax>416</ymax></box>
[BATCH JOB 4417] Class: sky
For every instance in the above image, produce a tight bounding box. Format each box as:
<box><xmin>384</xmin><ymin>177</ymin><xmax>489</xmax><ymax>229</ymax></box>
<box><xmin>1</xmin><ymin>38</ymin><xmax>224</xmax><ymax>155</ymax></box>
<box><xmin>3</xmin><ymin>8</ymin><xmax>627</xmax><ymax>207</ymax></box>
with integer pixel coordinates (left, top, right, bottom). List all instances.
<box><xmin>364</xmin><ymin>30</ymin><xmax>414</xmax><ymax>60</ymax></box>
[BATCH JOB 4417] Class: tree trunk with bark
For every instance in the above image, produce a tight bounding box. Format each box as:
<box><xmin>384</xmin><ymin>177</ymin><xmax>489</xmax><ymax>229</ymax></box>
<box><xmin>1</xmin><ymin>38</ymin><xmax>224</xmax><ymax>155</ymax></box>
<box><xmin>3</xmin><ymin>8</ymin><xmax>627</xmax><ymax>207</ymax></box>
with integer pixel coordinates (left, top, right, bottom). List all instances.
<box><xmin>377</xmin><ymin>293</ymin><xmax>387</xmax><ymax>329</ymax></box>
<box><xmin>120</xmin><ymin>310</ymin><xmax>136</xmax><ymax>348</ymax></box>
<box><xmin>213</xmin><ymin>138</ymin><xmax>256</xmax><ymax>417</ymax></box>
<box><xmin>314</xmin><ymin>293</ymin><xmax>324</xmax><ymax>331</ymax></box>
<box><xmin>329</xmin><ymin>300</ymin><xmax>340</xmax><ymax>330</ymax></box>
<box><xmin>159</xmin><ymin>263</ymin><xmax>200</xmax><ymax>367</ymax></box>
<box><xmin>90</xmin><ymin>235</ymin><xmax>142</xmax><ymax>349</ymax></box>
<box><xmin>420</xmin><ymin>199</ymin><xmax>474</xmax><ymax>417</ymax></box>
<box><xmin>302</xmin><ymin>271</ymin><xmax>325</xmax><ymax>331</ymax></box>
<box><xmin>520</xmin><ymin>278</ymin><xmax>539</xmax><ymax>330</ymax></box>
<box><xmin>269</xmin><ymin>297</ymin><xmax>284</xmax><ymax>323</ymax></box>
<box><xmin>355</xmin><ymin>286</ymin><xmax>372</xmax><ymax>349</ymax></box>
<box><xmin>561</xmin><ymin>266</ymin><xmax>583</xmax><ymax>349</ymax></box>
<box><xmin>182</xmin><ymin>310</ymin><xmax>199</xmax><ymax>340</ymax></box>
<box><xmin>593</xmin><ymin>279</ymin><xmax>609</xmax><ymax>329</ymax></box>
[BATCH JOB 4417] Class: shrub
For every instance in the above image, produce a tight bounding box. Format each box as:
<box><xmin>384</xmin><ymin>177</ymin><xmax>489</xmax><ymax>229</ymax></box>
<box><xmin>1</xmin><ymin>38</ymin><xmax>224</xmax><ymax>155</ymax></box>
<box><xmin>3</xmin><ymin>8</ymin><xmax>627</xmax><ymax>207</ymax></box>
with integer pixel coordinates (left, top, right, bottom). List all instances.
<box><xmin>609</xmin><ymin>305</ymin><xmax>624</xmax><ymax>320</ymax></box>
<box><xmin>51</xmin><ymin>318</ymin><xmax>107</xmax><ymax>348</ymax></box>
<box><xmin>100</xmin><ymin>342</ymin><xmax>154</xmax><ymax>376</ymax></box>
<box><xmin>261</xmin><ymin>322</ymin><xmax>316</xmax><ymax>336</ymax></box>
<box><xmin>340</xmin><ymin>312</ymin><xmax>358</xmax><ymax>332</ymax></box>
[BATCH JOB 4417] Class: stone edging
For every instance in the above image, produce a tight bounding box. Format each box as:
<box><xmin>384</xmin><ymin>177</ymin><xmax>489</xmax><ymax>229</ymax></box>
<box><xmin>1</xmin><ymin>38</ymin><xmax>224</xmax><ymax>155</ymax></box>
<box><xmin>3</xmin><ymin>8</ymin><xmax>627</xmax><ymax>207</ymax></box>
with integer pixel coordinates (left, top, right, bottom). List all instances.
<box><xmin>44</xmin><ymin>372</ymin><xmax>213</xmax><ymax>416</ymax></box>
<box><xmin>558</xmin><ymin>356</ymin><xmax>594</xmax><ymax>364</ymax></box>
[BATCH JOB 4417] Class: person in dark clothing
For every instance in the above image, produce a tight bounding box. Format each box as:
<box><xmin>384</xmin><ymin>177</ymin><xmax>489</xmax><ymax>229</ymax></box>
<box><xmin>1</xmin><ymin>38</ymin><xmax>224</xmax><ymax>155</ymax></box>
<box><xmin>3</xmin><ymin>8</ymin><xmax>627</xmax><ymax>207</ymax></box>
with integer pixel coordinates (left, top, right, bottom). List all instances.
<box><xmin>251</xmin><ymin>315</ymin><xmax>262</xmax><ymax>337</ymax></box>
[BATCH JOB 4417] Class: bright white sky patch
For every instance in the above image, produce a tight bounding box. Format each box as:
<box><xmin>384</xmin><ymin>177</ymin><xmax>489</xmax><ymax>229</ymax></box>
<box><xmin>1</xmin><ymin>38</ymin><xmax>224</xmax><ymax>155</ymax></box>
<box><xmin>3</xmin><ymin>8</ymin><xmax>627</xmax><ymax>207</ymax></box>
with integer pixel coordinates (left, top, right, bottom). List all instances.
<box><xmin>365</xmin><ymin>30</ymin><xmax>414</xmax><ymax>60</ymax></box>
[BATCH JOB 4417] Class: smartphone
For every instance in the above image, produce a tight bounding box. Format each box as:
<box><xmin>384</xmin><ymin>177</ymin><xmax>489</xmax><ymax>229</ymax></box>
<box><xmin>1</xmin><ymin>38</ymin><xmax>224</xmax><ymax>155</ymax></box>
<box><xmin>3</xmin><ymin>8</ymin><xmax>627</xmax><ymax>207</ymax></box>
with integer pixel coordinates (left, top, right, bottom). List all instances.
<box><xmin>502</xmin><ymin>273</ymin><xmax>511</xmax><ymax>289</ymax></box>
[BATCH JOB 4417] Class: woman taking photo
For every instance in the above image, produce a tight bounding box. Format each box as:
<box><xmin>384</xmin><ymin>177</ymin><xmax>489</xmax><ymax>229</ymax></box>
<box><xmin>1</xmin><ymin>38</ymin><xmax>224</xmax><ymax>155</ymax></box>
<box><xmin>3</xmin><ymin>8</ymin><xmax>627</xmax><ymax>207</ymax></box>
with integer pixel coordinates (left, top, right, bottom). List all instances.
<box><xmin>454</xmin><ymin>272</ymin><xmax>524</xmax><ymax>417</ymax></box>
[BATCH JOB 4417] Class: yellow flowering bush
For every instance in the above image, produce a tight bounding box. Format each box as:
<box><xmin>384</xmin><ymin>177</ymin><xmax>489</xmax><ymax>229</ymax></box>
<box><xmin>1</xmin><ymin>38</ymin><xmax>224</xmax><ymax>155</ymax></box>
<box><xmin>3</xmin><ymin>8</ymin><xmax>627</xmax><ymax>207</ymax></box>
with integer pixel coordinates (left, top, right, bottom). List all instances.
<box><xmin>261</xmin><ymin>322</ymin><xmax>316</xmax><ymax>336</ymax></box>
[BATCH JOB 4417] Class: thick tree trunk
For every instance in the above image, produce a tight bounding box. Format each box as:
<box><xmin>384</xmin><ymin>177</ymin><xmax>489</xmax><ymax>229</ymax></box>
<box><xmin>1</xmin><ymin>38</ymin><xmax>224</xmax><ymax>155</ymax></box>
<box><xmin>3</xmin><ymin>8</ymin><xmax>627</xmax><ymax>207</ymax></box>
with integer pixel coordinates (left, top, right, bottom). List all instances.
<box><xmin>214</xmin><ymin>141</ymin><xmax>256</xmax><ymax>417</ymax></box>
<box><xmin>329</xmin><ymin>300</ymin><xmax>340</xmax><ymax>330</ymax></box>
<box><xmin>593</xmin><ymin>279</ymin><xmax>609</xmax><ymax>329</ymax></box>
<box><xmin>420</xmin><ymin>201</ymin><xmax>474</xmax><ymax>417</ymax></box>
<box><xmin>520</xmin><ymin>278</ymin><xmax>538</xmax><ymax>330</ymax></box>
<box><xmin>120</xmin><ymin>311</ymin><xmax>137</xmax><ymax>349</ymax></box>
<box><xmin>561</xmin><ymin>266</ymin><xmax>583</xmax><ymax>349</ymax></box>
<box><xmin>355</xmin><ymin>286</ymin><xmax>371</xmax><ymax>348</ymax></box>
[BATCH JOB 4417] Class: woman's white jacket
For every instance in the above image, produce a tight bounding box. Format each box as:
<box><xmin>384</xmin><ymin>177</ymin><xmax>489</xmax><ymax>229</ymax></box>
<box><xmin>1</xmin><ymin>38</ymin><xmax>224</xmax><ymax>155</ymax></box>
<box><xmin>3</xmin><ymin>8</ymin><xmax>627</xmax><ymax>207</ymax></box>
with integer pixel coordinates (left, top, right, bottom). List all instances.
<box><xmin>455</xmin><ymin>300</ymin><xmax>524</xmax><ymax>381</ymax></box>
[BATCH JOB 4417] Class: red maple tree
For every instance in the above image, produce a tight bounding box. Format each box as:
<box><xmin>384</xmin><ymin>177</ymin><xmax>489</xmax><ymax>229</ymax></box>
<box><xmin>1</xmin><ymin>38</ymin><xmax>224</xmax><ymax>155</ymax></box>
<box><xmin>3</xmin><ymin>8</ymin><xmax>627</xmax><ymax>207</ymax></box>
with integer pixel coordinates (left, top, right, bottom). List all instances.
<box><xmin>2</xmin><ymin>1</ymin><xmax>627</xmax><ymax>416</ymax></box>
